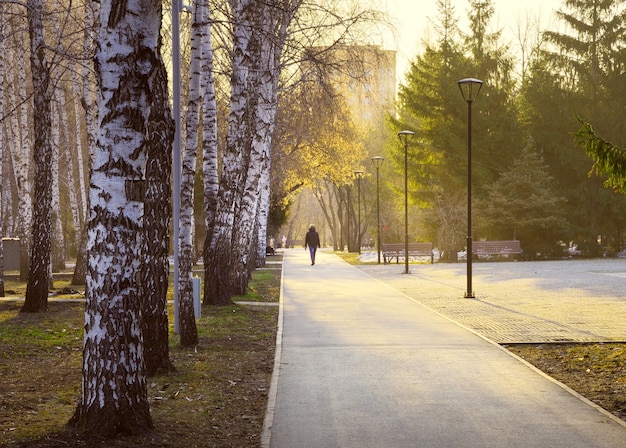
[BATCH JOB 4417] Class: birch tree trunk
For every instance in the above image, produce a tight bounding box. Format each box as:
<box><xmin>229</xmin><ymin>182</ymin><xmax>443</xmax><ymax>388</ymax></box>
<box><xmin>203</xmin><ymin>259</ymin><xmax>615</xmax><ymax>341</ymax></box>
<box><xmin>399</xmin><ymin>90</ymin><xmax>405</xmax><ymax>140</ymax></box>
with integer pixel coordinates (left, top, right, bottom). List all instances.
<box><xmin>256</xmin><ymin>170</ymin><xmax>272</xmax><ymax>266</ymax></box>
<box><xmin>49</xmin><ymin>3</ymin><xmax>69</xmax><ymax>276</ymax></box>
<box><xmin>142</xmin><ymin>41</ymin><xmax>176</xmax><ymax>375</ymax></box>
<box><xmin>72</xmin><ymin>0</ymin><xmax>99</xmax><ymax>286</ymax></box>
<box><xmin>68</xmin><ymin>66</ymin><xmax>89</xmax><ymax>256</ymax></box>
<box><xmin>204</xmin><ymin>0</ymin><xmax>294</xmax><ymax>302</ymax></box>
<box><xmin>178</xmin><ymin>0</ymin><xmax>207</xmax><ymax>347</ymax></box>
<box><xmin>7</xmin><ymin>14</ymin><xmax>33</xmax><ymax>282</ymax></box>
<box><xmin>50</xmin><ymin>91</ymin><xmax>66</xmax><ymax>274</ymax></box>
<box><xmin>203</xmin><ymin>0</ymin><xmax>255</xmax><ymax>305</ymax></box>
<box><xmin>69</xmin><ymin>0</ymin><xmax>164</xmax><ymax>435</ymax></box>
<box><xmin>0</xmin><ymin>12</ymin><xmax>5</xmax><ymax>297</ymax></box>
<box><xmin>22</xmin><ymin>0</ymin><xmax>53</xmax><ymax>313</ymax></box>
<box><xmin>253</xmin><ymin>0</ymin><xmax>291</xmax><ymax>267</ymax></box>
<box><xmin>201</xmin><ymin>0</ymin><xmax>218</xmax><ymax>252</ymax></box>
<box><xmin>231</xmin><ymin>3</ymin><xmax>272</xmax><ymax>284</ymax></box>
<box><xmin>61</xmin><ymin>89</ymin><xmax>85</xmax><ymax>266</ymax></box>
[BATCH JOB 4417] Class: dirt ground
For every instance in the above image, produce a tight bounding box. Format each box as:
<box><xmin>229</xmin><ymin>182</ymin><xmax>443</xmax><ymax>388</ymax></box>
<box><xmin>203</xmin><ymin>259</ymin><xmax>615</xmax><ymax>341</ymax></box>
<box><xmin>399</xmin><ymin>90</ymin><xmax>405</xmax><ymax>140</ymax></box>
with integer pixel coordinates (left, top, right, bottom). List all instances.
<box><xmin>0</xmin><ymin>300</ymin><xmax>278</xmax><ymax>448</ymax></box>
<box><xmin>507</xmin><ymin>343</ymin><xmax>626</xmax><ymax>422</ymax></box>
<box><xmin>0</xmin><ymin>260</ymin><xmax>281</xmax><ymax>448</ymax></box>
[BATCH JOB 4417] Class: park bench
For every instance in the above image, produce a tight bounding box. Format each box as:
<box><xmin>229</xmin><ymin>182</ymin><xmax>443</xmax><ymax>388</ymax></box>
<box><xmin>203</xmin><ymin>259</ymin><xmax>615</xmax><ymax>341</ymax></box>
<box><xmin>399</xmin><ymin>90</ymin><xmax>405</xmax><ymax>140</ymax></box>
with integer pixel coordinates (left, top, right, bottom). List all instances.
<box><xmin>382</xmin><ymin>242</ymin><xmax>434</xmax><ymax>264</ymax></box>
<box><xmin>286</xmin><ymin>239</ymin><xmax>303</xmax><ymax>248</ymax></box>
<box><xmin>472</xmin><ymin>240</ymin><xmax>522</xmax><ymax>259</ymax></box>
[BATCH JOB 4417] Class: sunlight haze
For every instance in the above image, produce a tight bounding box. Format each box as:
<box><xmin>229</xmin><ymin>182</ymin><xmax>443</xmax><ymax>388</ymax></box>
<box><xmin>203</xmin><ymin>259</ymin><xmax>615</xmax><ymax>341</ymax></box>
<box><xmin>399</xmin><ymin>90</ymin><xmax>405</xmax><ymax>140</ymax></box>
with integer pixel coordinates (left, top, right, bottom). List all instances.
<box><xmin>384</xmin><ymin>0</ymin><xmax>563</xmax><ymax>82</ymax></box>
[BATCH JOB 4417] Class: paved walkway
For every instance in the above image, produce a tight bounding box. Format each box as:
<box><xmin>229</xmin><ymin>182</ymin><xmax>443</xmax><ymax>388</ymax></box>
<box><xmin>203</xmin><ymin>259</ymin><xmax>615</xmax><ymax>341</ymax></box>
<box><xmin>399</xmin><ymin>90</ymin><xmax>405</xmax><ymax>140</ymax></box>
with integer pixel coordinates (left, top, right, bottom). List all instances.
<box><xmin>360</xmin><ymin>257</ymin><xmax>626</xmax><ymax>343</ymax></box>
<box><xmin>263</xmin><ymin>250</ymin><xmax>626</xmax><ymax>448</ymax></box>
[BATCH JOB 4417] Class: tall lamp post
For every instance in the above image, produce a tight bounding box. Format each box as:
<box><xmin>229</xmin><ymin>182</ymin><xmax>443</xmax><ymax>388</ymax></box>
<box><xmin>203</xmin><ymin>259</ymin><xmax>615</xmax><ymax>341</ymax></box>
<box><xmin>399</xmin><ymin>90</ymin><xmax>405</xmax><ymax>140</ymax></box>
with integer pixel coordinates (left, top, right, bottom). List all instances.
<box><xmin>457</xmin><ymin>78</ymin><xmax>483</xmax><ymax>299</ymax></box>
<box><xmin>371</xmin><ymin>156</ymin><xmax>384</xmax><ymax>264</ymax></box>
<box><xmin>398</xmin><ymin>131</ymin><xmax>414</xmax><ymax>274</ymax></box>
<box><xmin>354</xmin><ymin>170</ymin><xmax>364</xmax><ymax>254</ymax></box>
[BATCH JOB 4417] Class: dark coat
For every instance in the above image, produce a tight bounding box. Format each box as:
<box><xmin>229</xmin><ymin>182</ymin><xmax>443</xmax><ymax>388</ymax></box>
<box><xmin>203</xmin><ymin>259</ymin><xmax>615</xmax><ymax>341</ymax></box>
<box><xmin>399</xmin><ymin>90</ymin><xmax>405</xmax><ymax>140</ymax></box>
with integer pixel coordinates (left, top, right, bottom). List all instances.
<box><xmin>305</xmin><ymin>229</ymin><xmax>320</xmax><ymax>249</ymax></box>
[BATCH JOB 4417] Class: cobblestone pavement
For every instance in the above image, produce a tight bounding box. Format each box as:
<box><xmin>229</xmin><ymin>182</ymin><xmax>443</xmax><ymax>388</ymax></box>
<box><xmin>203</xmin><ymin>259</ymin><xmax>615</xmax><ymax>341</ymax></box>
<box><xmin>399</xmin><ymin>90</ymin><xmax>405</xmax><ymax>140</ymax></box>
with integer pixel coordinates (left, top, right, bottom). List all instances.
<box><xmin>358</xmin><ymin>258</ymin><xmax>626</xmax><ymax>344</ymax></box>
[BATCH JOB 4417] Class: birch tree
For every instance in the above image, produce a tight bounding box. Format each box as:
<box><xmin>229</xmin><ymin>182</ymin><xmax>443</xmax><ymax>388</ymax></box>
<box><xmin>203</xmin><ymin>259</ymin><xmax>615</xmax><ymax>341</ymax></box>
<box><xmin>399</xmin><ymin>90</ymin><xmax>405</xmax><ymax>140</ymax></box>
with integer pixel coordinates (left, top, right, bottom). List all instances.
<box><xmin>69</xmin><ymin>0</ymin><xmax>166</xmax><ymax>435</ymax></box>
<box><xmin>142</xmin><ymin>51</ymin><xmax>176</xmax><ymax>375</ymax></box>
<box><xmin>203</xmin><ymin>0</ymin><xmax>255</xmax><ymax>305</ymax></box>
<box><xmin>0</xmin><ymin>7</ymin><xmax>5</xmax><ymax>298</ymax></box>
<box><xmin>21</xmin><ymin>0</ymin><xmax>53</xmax><ymax>313</ymax></box>
<box><xmin>177</xmin><ymin>0</ymin><xmax>208</xmax><ymax>347</ymax></box>
<box><xmin>202</xmin><ymin>0</ymin><xmax>387</xmax><ymax>304</ymax></box>
<box><xmin>62</xmin><ymin>87</ymin><xmax>87</xmax><ymax>267</ymax></box>
<box><xmin>6</xmin><ymin>11</ymin><xmax>33</xmax><ymax>282</ymax></box>
<box><xmin>201</xmin><ymin>0</ymin><xmax>219</xmax><ymax>252</ymax></box>
<box><xmin>72</xmin><ymin>0</ymin><xmax>98</xmax><ymax>286</ymax></box>
<box><xmin>51</xmin><ymin>91</ymin><xmax>66</xmax><ymax>274</ymax></box>
<box><xmin>204</xmin><ymin>0</ymin><xmax>295</xmax><ymax>304</ymax></box>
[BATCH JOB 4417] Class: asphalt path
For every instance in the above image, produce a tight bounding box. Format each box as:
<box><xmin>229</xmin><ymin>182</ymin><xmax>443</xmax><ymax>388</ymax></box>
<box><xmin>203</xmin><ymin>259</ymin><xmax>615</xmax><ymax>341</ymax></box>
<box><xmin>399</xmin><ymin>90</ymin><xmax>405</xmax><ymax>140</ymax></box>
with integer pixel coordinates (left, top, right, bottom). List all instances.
<box><xmin>263</xmin><ymin>250</ymin><xmax>626</xmax><ymax>448</ymax></box>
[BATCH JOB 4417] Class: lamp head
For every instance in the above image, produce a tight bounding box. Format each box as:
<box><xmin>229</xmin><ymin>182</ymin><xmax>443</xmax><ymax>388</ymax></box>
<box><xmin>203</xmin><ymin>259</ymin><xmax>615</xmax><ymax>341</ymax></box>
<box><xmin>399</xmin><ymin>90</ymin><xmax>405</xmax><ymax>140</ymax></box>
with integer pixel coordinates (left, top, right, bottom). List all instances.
<box><xmin>397</xmin><ymin>130</ymin><xmax>415</xmax><ymax>146</ymax></box>
<box><xmin>457</xmin><ymin>78</ymin><xmax>483</xmax><ymax>102</ymax></box>
<box><xmin>371</xmin><ymin>156</ymin><xmax>384</xmax><ymax>168</ymax></box>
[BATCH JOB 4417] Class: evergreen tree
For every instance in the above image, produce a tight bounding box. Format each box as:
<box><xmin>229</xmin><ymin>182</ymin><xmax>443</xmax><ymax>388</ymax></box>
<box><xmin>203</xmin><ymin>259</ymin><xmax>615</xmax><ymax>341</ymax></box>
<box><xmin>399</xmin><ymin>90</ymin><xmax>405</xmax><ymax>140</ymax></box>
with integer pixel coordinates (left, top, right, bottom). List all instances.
<box><xmin>475</xmin><ymin>145</ymin><xmax>568</xmax><ymax>258</ymax></box>
<box><xmin>394</xmin><ymin>0</ymin><xmax>522</xmax><ymax>258</ymax></box>
<box><xmin>464</xmin><ymin>0</ymin><xmax>522</xmax><ymax>186</ymax></box>
<box><xmin>544</xmin><ymin>0</ymin><xmax>626</xmax><ymax>139</ymax></box>
<box><xmin>575</xmin><ymin>119</ymin><xmax>626</xmax><ymax>252</ymax></box>
<box><xmin>526</xmin><ymin>0</ymin><xmax>626</xmax><ymax>254</ymax></box>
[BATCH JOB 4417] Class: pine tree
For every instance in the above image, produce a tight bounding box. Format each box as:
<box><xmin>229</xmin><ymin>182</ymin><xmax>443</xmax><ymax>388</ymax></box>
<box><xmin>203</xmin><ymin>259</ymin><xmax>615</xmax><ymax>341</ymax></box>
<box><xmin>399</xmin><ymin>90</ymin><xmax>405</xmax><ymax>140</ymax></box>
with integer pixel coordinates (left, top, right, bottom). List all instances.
<box><xmin>529</xmin><ymin>0</ymin><xmax>626</xmax><ymax>254</ymax></box>
<box><xmin>476</xmin><ymin>145</ymin><xmax>568</xmax><ymax>258</ymax></box>
<box><xmin>394</xmin><ymin>0</ymin><xmax>521</xmax><ymax>257</ymax></box>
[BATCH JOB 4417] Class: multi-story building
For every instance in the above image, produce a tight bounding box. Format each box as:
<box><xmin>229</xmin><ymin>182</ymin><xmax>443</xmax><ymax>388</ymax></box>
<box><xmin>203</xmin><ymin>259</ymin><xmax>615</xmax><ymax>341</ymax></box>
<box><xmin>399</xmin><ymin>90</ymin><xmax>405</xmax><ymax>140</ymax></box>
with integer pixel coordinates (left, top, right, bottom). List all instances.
<box><xmin>305</xmin><ymin>44</ymin><xmax>397</xmax><ymax>128</ymax></box>
<box><xmin>336</xmin><ymin>45</ymin><xmax>396</xmax><ymax>127</ymax></box>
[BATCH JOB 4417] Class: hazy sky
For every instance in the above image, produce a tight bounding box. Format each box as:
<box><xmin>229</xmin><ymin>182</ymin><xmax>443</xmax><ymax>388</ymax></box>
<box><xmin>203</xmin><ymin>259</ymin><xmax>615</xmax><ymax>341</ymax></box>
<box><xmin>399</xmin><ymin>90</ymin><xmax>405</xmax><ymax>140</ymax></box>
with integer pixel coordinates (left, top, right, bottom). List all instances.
<box><xmin>385</xmin><ymin>0</ymin><xmax>564</xmax><ymax>81</ymax></box>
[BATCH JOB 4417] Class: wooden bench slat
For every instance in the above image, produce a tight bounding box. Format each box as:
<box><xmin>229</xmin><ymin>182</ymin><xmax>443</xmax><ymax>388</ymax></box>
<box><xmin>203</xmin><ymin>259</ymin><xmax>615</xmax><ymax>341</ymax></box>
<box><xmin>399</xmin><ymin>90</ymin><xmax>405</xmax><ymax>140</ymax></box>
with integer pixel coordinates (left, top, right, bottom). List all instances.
<box><xmin>382</xmin><ymin>242</ymin><xmax>434</xmax><ymax>264</ymax></box>
<box><xmin>472</xmin><ymin>240</ymin><xmax>522</xmax><ymax>257</ymax></box>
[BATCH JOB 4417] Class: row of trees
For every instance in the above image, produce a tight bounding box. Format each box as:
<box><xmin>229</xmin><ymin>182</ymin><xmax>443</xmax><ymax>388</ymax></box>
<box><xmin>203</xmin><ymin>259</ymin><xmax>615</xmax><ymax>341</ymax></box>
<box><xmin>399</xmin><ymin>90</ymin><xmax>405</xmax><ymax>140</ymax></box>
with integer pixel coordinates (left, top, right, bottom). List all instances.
<box><xmin>268</xmin><ymin>0</ymin><xmax>626</xmax><ymax>261</ymax></box>
<box><xmin>4</xmin><ymin>0</ymin><xmax>626</xmax><ymax>438</ymax></box>
<box><xmin>372</xmin><ymin>0</ymin><xmax>626</xmax><ymax>260</ymax></box>
<box><xmin>0</xmin><ymin>0</ymin><xmax>392</xmax><ymax>438</ymax></box>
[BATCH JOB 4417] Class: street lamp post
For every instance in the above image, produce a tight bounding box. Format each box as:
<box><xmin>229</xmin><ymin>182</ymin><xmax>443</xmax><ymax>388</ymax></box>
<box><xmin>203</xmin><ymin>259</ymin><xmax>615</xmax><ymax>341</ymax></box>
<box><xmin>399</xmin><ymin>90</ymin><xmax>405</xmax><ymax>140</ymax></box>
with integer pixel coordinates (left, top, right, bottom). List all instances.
<box><xmin>398</xmin><ymin>131</ymin><xmax>414</xmax><ymax>274</ymax></box>
<box><xmin>457</xmin><ymin>78</ymin><xmax>483</xmax><ymax>299</ymax></box>
<box><xmin>371</xmin><ymin>156</ymin><xmax>384</xmax><ymax>264</ymax></box>
<box><xmin>354</xmin><ymin>170</ymin><xmax>364</xmax><ymax>254</ymax></box>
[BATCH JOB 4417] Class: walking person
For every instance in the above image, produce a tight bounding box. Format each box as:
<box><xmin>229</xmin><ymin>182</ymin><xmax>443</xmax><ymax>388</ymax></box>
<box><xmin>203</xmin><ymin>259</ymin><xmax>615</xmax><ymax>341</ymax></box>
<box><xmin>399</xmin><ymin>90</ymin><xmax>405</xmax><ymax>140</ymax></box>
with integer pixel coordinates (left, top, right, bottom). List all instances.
<box><xmin>304</xmin><ymin>225</ymin><xmax>321</xmax><ymax>265</ymax></box>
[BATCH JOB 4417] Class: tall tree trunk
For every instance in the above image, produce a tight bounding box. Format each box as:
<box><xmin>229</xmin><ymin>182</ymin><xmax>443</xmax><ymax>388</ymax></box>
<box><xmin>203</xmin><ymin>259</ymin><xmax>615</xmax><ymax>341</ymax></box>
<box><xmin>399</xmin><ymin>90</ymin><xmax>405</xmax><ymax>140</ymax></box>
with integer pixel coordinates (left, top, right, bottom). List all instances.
<box><xmin>67</xmin><ymin>65</ymin><xmax>89</xmax><ymax>259</ymax></box>
<box><xmin>178</xmin><ymin>0</ymin><xmax>207</xmax><ymax>347</ymax></box>
<box><xmin>204</xmin><ymin>0</ymin><xmax>255</xmax><ymax>305</ymax></box>
<box><xmin>232</xmin><ymin>3</ymin><xmax>272</xmax><ymax>283</ymax></box>
<box><xmin>0</xmin><ymin>14</ymin><xmax>5</xmax><ymax>298</ymax></box>
<box><xmin>22</xmin><ymin>0</ymin><xmax>52</xmax><ymax>313</ymax></box>
<box><xmin>7</xmin><ymin>16</ymin><xmax>33</xmax><ymax>283</ymax></box>
<box><xmin>256</xmin><ymin>169</ymin><xmax>271</xmax><ymax>266</ymax></box>
<box><xmin>204</xmin><ymin>0</ymin><xmax>291</xmax><ymax>303</ymax></box>
<box><xmin>50</xmin><ymin>91</ymin><xmax>66</xmax><ymax>274</ymax></box>
<box><xmin>201</xmin><ymin>0</ymin><xmax>218</xmax><ymax>264</ymax></box>
<box><xmin>142</xmin><ymin>42</ymin><xmax>176</xmax><ymax>375</ymax></box>
<box><xmin>253</xmin><ymin>0</ymin><xmax>289</xmax><ymax>267</ymax></box>
<box><xmin>69</xmin><ymin>0</ymin><xmax>164</xmax><ymax>436</ymax></box>
<box><xmin>61</xmin><ymin>89</ymin><xmax>85</xmax><ymax>265</ymax></box>
<box><xmin>72</xmin><ymin>0</ymin><xmax>99</xmax><ymax>286</ymax></box>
